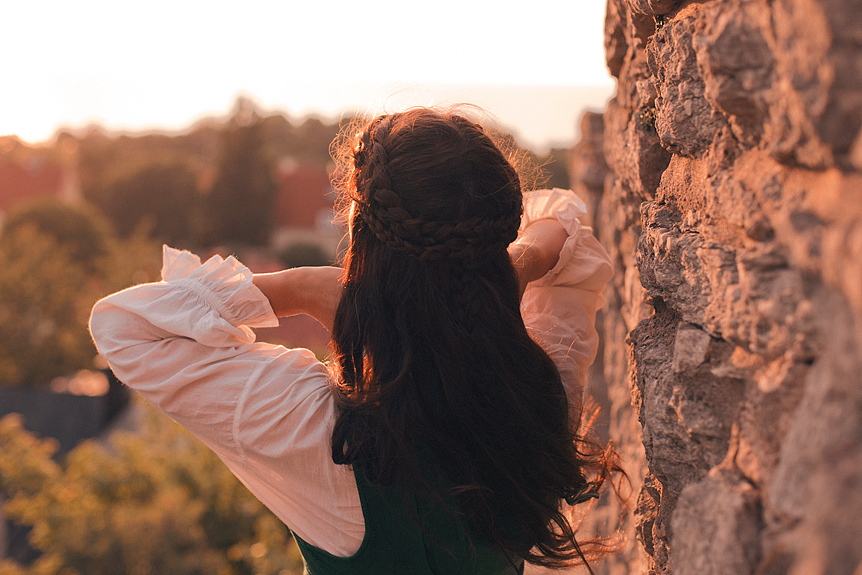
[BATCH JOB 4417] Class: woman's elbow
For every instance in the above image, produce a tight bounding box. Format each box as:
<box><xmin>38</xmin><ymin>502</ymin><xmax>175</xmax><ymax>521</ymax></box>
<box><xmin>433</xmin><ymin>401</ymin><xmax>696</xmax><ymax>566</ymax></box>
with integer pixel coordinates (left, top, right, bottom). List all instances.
<box><xmin>88</xmin><ymin>298</ymin><xmax>127</xmax><ymax>361</ymax></box>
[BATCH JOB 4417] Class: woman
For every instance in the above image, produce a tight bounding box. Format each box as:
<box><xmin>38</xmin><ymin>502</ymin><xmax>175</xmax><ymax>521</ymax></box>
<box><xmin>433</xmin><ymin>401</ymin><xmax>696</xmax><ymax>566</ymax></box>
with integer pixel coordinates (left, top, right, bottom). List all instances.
<box><xmin>90</xmin><ymin>108</ymin><xmax>617</xmax><ymax>574</ymax></box>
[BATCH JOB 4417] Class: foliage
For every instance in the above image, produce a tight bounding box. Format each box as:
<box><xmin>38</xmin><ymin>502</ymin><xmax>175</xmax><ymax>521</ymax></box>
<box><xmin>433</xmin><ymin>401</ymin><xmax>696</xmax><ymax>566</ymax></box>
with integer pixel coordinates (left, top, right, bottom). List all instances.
<box><xmin>2</xmin><ymin>200</ymin><xmax>112</xmax><ymax>277</ymax></box>
<box><xmin>0</xmin><ymin>225</ymin><xmax>92</xmax><ymax>386</ymax></box>
<box><xmin>0</xmin><ymin>201</ymin><xmax>160</xmax><ymax>387</ymax></box>
<box><xmin>204</xmin><ymin>105</ymin><xmax>277</xmax><ymax>247</ymax></box>
<box><xmin>75</xmin><ymin>127</ymin><xmax>220</xmax><ymax>211</ymax></box>
<box><xmin>260</xmin><ymin>115</ymin><xmax>344</xmax><ymax>172</ymax></box>
<box><xmin>101</xmin><ymin>161</ymin><xmax>200</xmax><ymax>245</ymax></box>
<box><xmin>276</xmin><ymin>242</ymin><xmax>332</xmax><ymax>269</ymax></box>
<box><xmin>540</xmin><ymin>149</ymin><xmax>571</xmax><ymax>190</ymax></box>
<box><xmin>0</xmin><ymin>404</ymin><xmax>304</xmax><ymax>575</ymax></box>
<box><xmin>73</xmin><ymin>99</ymin><xmax>349</xmax><ymax>250</ymax></box>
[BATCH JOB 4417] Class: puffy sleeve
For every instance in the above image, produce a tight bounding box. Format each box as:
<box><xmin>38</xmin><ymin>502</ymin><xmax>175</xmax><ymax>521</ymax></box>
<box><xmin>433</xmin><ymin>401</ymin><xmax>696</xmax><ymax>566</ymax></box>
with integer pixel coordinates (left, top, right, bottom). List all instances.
<box><xmin>89</xmin><ymin>246</ymin><xmax>364</xmax><ymax>556</ymax></box>
<box><xmin>519</xmin><ymin>189</ymin><xmax>613</xmax><ymax>422</ymax></box>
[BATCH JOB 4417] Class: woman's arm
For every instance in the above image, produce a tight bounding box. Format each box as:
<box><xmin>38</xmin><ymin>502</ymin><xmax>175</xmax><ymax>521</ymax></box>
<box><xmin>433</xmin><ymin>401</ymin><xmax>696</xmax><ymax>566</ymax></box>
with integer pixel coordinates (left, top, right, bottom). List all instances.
<box><xmin>252</xmin><ymin>266</ymin><xmax>343</xmax><ymax>332</ymax></box>
<box><xmin>89</xmin><ymin>248</ymin><xmax>364</xmax><ymax>555</ymax></box>
<box><xmin>509</xmin><ymin>218</ymin><xmax>569</xmax><ymax>299</ymax></box>
<box><xmin>513</xmin><ymin>189</ymin><xmax>614</xmax><ymax>428</ymax></box>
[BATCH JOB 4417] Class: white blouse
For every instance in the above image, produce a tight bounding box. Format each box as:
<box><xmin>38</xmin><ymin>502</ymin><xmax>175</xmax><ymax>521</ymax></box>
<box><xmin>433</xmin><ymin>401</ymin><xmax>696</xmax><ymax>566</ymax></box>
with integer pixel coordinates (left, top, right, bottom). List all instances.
<box><xmin>89</xmin><ymin>188</ymin><xmax>613</xmax><ymax>558</ymax></box>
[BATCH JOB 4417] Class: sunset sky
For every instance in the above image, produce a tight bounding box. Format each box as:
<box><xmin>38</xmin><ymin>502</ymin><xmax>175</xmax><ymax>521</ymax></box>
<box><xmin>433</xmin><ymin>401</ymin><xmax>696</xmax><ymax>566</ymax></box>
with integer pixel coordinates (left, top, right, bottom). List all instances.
<box><xmin>2</xmin><ymin>1</ymin><xmax>614</xmax><ymax>151</ymax></box>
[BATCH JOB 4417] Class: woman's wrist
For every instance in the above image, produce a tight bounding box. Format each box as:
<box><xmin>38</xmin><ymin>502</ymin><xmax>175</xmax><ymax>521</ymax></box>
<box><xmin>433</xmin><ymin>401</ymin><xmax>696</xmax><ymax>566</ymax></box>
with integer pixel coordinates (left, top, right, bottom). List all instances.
<box><xmin>252</xmin><ymin>266</ymin><xmax>343</xmax><ymax>332</ymax></box>
<box><xmin>509</xmin><ymin>218</ymin><xmax>568</xmax><ymax>298</ymax></box>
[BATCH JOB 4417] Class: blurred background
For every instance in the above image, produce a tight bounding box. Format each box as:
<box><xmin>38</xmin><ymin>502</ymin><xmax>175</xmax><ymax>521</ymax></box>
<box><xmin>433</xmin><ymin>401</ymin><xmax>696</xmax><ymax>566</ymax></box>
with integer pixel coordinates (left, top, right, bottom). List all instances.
<box><xmin>0</xmin><ymin>2</ymin><xmax>612</xmax><ymax>573</ymax></box>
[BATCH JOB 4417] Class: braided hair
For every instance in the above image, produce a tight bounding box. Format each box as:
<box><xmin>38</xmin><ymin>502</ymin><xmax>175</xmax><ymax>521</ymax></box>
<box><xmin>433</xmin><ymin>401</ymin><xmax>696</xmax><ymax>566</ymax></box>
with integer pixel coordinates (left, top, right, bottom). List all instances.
<box><xmin>351</xmin><ymin>115</ymin><xmax>523</xmax><ymax>263</ymax></box>
<box><xmin>329</xmin><ymin>108</ymin><xmax>613</xmax><ymax>568</ymax></box>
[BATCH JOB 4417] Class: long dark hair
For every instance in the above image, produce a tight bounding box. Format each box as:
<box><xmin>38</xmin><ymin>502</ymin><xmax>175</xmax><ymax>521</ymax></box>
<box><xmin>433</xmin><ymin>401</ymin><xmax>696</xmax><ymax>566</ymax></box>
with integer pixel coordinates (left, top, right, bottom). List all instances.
<box><xmin>329</xmin><ymin>108</ymin><xmax>616</xmax><ymax>567</ymax></box>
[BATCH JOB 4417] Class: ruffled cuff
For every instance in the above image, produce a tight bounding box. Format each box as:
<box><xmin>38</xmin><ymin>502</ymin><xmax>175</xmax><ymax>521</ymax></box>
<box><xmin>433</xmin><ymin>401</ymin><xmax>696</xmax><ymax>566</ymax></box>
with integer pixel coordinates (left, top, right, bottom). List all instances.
<box><xmin>521</xmin><ymin>188</ymin><xmax>588</xmax><ymax>232</ymax></box>
<box><xmin>161</xmin><ymin>246</ymin><xmax>279</xmax><ymax>332</ymax></box>
<box><xmin>521</xmin><ymin>188</ymin><xmax>588</xmax><ymax>286</ymax></box>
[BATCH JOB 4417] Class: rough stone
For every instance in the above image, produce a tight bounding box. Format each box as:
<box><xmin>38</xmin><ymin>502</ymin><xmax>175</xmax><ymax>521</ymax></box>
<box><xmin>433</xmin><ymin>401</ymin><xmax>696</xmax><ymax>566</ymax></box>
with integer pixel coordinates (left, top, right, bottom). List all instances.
<box><xmin>565</xmin><ymin>0</ymin><xmax>862</xmax><ymax>573</ymax></box>
<box><xmin>694</xmin><ymin>3</ymin><xmax>775</xmax><ymax>148</ymax></box>
<box><xmin>669</xmin><ymin>472</ymin><xmax>761</xmax><ymax>575</ymax></box>
<box><xmin>647</xmin><ymin>10</ymin><xmax>728</xmax><ymax>158</ymax></box>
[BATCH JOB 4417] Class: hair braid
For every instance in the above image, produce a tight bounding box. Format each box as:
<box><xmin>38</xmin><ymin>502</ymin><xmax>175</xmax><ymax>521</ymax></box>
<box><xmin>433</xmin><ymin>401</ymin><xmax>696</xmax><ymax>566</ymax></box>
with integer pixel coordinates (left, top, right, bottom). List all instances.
<box><xmin>449</xmin><ymin>267</ymin><xmax>485</xmax><ymax>339</ymax></box>
<box><xmin>352</xmin><ymin>116</ymin><xmax>523</xmax><ymax>263</ymax></box>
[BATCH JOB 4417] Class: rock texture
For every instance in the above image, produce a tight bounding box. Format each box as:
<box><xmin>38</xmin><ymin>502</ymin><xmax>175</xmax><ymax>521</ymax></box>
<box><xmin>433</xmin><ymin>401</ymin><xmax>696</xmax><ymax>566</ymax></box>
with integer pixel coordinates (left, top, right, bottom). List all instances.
<box><xmin>569</xmin><ymin>0</ymin><xmax>862</xmax><ymax>573</ymax></box>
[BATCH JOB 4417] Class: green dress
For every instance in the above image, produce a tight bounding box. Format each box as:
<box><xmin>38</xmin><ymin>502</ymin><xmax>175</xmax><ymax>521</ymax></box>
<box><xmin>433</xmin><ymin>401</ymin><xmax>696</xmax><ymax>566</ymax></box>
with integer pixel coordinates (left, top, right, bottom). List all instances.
<box><xmin>293</xmin><ymin>462</ymin><xmax>525</xmax><ymax>575</ymax></box>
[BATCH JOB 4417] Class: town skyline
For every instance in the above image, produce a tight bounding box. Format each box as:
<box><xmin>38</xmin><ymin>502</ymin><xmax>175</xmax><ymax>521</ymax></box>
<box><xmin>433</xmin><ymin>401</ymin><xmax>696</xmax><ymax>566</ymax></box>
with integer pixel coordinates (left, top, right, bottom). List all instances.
<box><xmin>2</xmin><ymin>1</ymin><xmax>612</xmax><ymax>152</ymax></box>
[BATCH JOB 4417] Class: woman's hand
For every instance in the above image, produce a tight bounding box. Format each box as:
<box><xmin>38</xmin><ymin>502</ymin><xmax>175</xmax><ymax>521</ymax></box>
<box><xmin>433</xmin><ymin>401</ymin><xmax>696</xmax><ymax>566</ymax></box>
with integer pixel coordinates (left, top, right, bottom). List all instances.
<box><xmin>253</xmin><ymin>266</ymin><xmax>343</xmax><ymax>332</ymax></box>
<box><xmin>509</xmin><ymin>218</ymin><xmax>568</xmax><ymax>300</ymax></box>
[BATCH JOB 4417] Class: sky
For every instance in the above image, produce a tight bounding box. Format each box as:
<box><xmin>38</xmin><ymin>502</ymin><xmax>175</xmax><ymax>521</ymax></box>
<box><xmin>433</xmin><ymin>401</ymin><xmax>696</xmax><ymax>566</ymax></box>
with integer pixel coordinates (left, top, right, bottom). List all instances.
<box><xmin>2</xmin><ymin>0</ymin><xmax>615</xmax><ymax>151</ymax></box>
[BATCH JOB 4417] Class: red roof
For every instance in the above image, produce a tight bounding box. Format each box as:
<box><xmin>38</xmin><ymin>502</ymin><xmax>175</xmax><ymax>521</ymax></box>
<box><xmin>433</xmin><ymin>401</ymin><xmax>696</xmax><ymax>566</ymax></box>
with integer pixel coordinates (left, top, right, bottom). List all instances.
<box><xmin>274</xmin><ymin>161</ymin><xmax>333</xmax><ymax>229</ymax></box>
<box><xmin>0</xmin><ymin>161</ymin><xmax>63</xmax><ymax>214</ymax></box>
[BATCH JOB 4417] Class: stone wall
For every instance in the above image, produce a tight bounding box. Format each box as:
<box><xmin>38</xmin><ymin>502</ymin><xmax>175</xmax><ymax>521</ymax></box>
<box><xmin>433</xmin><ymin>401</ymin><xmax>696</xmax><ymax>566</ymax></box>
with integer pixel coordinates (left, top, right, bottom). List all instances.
<box><xmin>573</xmin><ymin>0</ymin><xmax>862</xmax><ymax>573</ymax></box>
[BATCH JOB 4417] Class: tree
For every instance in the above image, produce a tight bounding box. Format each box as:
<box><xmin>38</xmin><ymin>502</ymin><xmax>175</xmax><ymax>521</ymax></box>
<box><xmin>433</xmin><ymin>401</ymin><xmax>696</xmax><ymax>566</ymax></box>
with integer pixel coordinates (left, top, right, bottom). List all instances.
<box><xmin>0</xmin><ymin>405</ymin><xmax>304</xmax><ymax>575</ymax></box>
<box><xmin>276</xmin><ymin>242</ymin><xmax>331</xmax><ymax>269</ymax></box>
<box><xmin>205</xmin><ymin>99</ymin><xmax>276</xmax><ymax>246</ymax></box>
<box><xmin>0</xmin><ymin>226</ymin><xmax>93</xmax><ymax>386</ymax></box>
<box><xmin>538</xmin><ymin>149</ymin><xmax>571</xmax><ymax>190</ymax></box>
<box><xmin>102</xmin><ymin>161</ymin><xmax>200</xmax><ymax>245</ymax></box>
<box><xmin>0</xmin><ymin>200</ymin><xmax>160</xmax><ymax>387</ymax></box>
<box><xmin>1</xmin><ymin>200</ymin><xmax>112</xmax><ymax>277</ymax></box>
